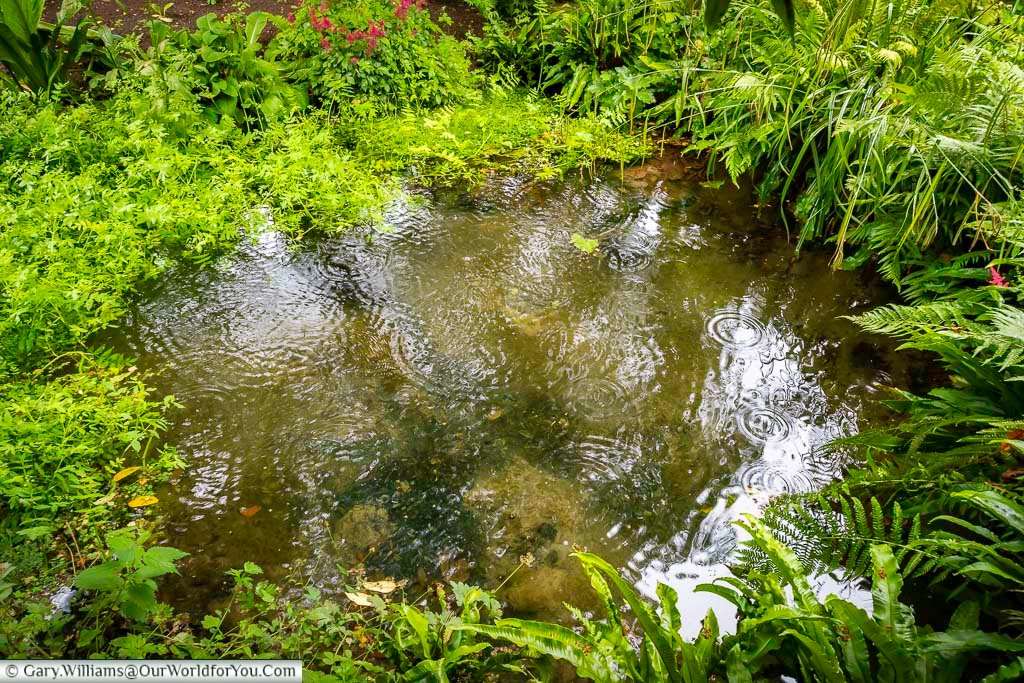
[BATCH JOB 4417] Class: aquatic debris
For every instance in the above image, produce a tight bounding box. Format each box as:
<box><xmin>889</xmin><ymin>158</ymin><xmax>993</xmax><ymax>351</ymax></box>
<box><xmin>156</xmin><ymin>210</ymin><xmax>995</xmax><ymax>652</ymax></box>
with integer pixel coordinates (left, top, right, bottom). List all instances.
<box><xmin>240</xmin><ymin>504</ymin><xmax>262</xmax><ymax>518</ymax></box>
<box><xmin>127</xmin><ymin>495</ymin><xmax>159</xmax><ymax>508</ymax></box>
<box><xmin>571</xmin><ymin>232</ymin><xmax>599</xmax><ymax>254</ymax></box>
<box><xmin>49</xmin><ymin>587</ymin><xmax>77</xmax><ymax>616</ymax></box>
<box><xmin>345</xmin><ymin>591</ymin><xmax>374</xmax><ymax>607</ymax></box>
<box><xmin>362</xmin><ymin>579</ymin><xmax>404</xmax><ymax>594</ymax></box>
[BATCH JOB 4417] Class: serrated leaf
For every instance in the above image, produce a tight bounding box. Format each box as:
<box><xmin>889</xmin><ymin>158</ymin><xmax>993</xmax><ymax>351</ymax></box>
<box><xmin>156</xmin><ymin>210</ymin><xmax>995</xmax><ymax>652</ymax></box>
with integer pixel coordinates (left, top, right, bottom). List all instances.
<box><xmin>75</xmin><ymin>562</ymin><xmax>121</xmax><ymax>591</ymax></box>
<box><xmin>142</xmin><ymin>546</ymin><xmax>188</xmax><ymax>576</ymax></box>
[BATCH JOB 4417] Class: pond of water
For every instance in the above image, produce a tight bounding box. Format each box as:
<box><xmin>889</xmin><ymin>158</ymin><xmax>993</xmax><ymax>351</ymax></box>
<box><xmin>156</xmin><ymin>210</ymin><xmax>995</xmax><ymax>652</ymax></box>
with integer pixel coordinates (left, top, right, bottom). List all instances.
<box><xmin>109</xmin><ymin>167</ymin><xmax>907</xmax><ymax>634</ymax></box>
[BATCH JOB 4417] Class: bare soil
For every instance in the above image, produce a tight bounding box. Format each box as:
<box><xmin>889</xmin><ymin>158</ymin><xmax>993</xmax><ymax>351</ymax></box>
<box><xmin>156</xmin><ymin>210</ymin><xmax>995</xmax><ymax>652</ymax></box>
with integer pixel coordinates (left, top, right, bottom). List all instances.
<box><xmin>51</xmin><ymin>0</ymin><xmax>483</xmax><ymax>38</ymax></box>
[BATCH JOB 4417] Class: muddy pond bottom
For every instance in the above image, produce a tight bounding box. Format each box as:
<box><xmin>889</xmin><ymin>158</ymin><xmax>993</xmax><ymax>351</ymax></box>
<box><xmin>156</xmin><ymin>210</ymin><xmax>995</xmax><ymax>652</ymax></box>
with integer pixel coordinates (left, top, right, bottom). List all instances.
<box><xmin>111</xmin><ymin>170</ymin><xmax>904</xmax><ymax>633</ymax></box>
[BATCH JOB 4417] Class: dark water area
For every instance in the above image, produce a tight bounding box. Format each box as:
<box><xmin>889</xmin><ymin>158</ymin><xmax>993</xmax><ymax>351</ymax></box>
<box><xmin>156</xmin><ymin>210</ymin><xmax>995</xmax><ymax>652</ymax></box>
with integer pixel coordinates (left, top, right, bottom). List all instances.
<box><xmin>108</xmin><ymin>168</ymin><xmax>907</xmax><ymax>635</ymax></box>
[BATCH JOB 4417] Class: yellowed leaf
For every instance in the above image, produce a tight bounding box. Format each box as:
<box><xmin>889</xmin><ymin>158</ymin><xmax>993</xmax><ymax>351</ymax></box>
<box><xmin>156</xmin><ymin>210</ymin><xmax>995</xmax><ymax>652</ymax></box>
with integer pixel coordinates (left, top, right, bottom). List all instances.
<box><xmin>345</xmin><ymin>592</ymin><xmax>373</xmax><ymax>607</ymax></box>
<box><xmin>486</xmin><ymin>407</ymin><xmax>505</xmax><ymax>421</ymax></box>
<box><xmin>362</xmin><ymin>580</ymin><xmax>402</xmax><ymax>594</ymax></box>
<box><xmin>239</xmin><ymin>504</ymin><xmax>262</xmax><ymax>518</ymax></box>
<box><xmin>112</xmin><ymin>466</ymin><xmax>141</xmax><ymax>483</ymax></box>
<box><xmin>127</xmin><ymin>495</ymin><xmax>159</xmax><ymax>508</ymax></box>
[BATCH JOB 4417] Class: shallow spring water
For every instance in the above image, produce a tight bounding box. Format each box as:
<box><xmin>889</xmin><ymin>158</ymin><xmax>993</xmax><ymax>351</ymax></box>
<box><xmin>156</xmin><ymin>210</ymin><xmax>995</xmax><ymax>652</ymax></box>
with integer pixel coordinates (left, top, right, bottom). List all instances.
<box><xmin>110</xmin><ymin>167</ymin><xmax>906</xmax><ymax>634</ymax></box>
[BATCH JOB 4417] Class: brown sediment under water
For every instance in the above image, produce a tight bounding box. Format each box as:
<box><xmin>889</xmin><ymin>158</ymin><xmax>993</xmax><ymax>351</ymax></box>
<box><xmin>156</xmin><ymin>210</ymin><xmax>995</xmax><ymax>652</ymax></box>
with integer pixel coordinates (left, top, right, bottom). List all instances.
<box><xmin>107</xmin><ymin>169</ymin><xmax>907</xmax><ymax>635</ymax></box>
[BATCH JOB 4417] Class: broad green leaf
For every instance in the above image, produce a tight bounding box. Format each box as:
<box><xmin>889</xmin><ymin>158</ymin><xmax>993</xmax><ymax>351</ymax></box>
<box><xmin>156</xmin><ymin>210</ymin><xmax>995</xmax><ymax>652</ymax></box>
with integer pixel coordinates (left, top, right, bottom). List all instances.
<box><xmin>952</xmin><ymin>489</ymin><xmax>1024</xmax><ymax>534</ymax></box>
<box><xmin>456</xmin><ymin>621</ymin><xmax>614</xmax><ymax>683</ymax></box>
<box><xmin>443</xmin><ymin>642</ymin><xmax>489</xmax><ymax>664</ymax></box>
<box><xmin>397</xmin><ymin>604</ymin><xmax>432</xmax><ymax>659</ymax></box>
<box><xmin>870</xmin><ymin>545</ymin><xmax>910</xmax><ymax>639</ymax></box>
<box><xmin>120</xmin><ymin>580</ymin><xmax>158</xmax><ymax>622</ymax></box>
<box><xmin>780</xmin><ymin>629</ymin><xmax>844</xmax><ymax>683</ymax></box>
<box><xmin>736</xmin><ymin>516</ymin><xmax>819</xmax><ymax>611</ymax></box>
<box><xmin>402</xmin><ymin>658</ymin><xmax>448</xmax><ymax>682</ymax></box>
<box><xmin>826</xmin><ymin>599</ymin><xmax>872</xmax><ymax>683</ymax></box>
<box><xmin>574</xmin><ymin>552</ymin><xmax>682</xmax><ymax>683</ymax></box>
<box><xmin>75</xmin><ymin>562</ymin><xmax>121</xmax><ymax>591</ymax></box>
<box><xmin>725</xmin><ymin>644</ymin><xmax>752</xmax><ymax>683</ymax></box>
<box><xmin>770</xmin><ymin>0</ymin><xmax>796</xmax><ymax>35</ymax></box>
<box><xmin>0</xmin><ymin>0</ymin><xmax>43</xmax><ymax>43</ymax></box>
<box><xmin>243</xmin><ymin>12</ymin><xmax>269</xmax><ymax>50</ymax></box>
<box><xmin>921</xmin><ymin>631</ymin><xmax>1024</xmax><ymax>654</ymax></box>
<box><xmin>142</xmin><ymin>546</ymin><xmax>188</xmax><ymax>576</ymax></box>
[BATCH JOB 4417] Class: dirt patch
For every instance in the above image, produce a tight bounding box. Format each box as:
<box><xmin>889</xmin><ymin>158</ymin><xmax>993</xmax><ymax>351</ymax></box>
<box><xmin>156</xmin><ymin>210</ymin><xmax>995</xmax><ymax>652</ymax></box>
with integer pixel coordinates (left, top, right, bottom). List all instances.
<box><xmin>52</xmin><ymin>0</ymin><xmax>483</xmax><ymax>38</ymax></box>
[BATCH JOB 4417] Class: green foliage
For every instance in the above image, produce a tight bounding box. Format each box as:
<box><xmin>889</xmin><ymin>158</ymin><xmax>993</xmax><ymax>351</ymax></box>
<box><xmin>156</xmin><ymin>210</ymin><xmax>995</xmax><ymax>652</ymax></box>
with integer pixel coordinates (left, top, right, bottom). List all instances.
<box><xmin>0</xmin><ymin>42</ymin><xmax>644</xmax><ymax>666</ymax></box>
<box><xmin>3</xmin><ymin>543</ymin><xmax>530</xmax><ymax>679</ymax></box>
<box><xmin>738</xmin><ymin>493</ymin><xmax>927</xmax><ymax>579</ymax></box>
<box><xmin>462</xmin><ymin>551</ymin><xmax>721</xmax><ymax>682</ymax></box>
<box><xmin>457</xmin><ymin>522</ymin><xmax>1021</xmax><ymax>680</ymax></box>
<box><xmin>572</xmin><ymin>232</ymin><xmax>600</xmax><ymax>254</ymax></box>
<box><xmin>711</xmin><ymin>517</ymin><xmax>1024</xmax><ymax>682</ymax></box>
<box><xmin>0</xmin><ymin>356</ymin><xmax>181</xmax><ymax>536</ymax></box>
<box><xmin>921</xmin><ymin>488</ymin><xmax>1024</xmax><ymax>615</ymax></box>
<box><xmin>271</xmin><ymin>0</ymin><xmax>477</xmax><ymax>113</ymax></box>
<box><xmin>475</xmin><ymin>0</ymin><xmax>1024</xmax><ymax>285</ymax></box>
<box><xmin>139</xmin><ymin>12</ymin><xmax>308</xmax><ymax>125</ymax></box>
<box><xmin>348</xmin><ymin>90</ymin><xmax>647</xmax><ymax>184</ymax></box>
<box><xmin>837</xmin><ymin>285</ymin><xmax>1024</xmax><ymax>497</ymax></box>
<box><xmin>0</xmin><ymin>0</ymin><xmax>92</xmax><ymax>94</ymax></box>
<box><xmin>74</xmin><ymin>529</ymin><xmax>187</xmax><ymax>623</ymax></box>
<box><xmin>8</xmin><ymin>0</ymin><xmax>1024</xmax><ymax>675</ymax></box>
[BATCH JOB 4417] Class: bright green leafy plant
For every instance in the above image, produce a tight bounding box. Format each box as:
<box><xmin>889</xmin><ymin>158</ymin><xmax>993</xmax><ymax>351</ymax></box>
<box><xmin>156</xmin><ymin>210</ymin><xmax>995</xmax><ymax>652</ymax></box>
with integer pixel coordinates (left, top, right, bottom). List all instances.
<box><xmin>74</xmin><ymin>529</ymin><xmax>188</xmax><ymax>624</ymax></box>
<box><xmin>166</xmin><ymin>11</ymin><xmax>307</xmax><ymax>124</ymax></box>
<box><xmin>271</xmin><ymin>0</ymin><xmax>477</xmax><ymax>113</ymax></box>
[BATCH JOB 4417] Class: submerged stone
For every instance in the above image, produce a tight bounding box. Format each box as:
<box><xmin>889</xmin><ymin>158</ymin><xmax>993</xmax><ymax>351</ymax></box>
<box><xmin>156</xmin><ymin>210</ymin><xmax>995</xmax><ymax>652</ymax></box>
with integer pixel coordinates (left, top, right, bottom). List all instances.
<box><xmin>333</xmin><ymin>504</ymin><xmax>393</xmax><ymax>560</ymax></box>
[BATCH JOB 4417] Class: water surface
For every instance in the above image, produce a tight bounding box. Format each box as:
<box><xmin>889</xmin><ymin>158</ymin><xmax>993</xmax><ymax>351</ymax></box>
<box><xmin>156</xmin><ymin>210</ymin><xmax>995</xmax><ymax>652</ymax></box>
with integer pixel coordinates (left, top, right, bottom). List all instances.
<box><xmin>111</xmin><ymin>168</ymin><xmax>904</xmax><ymax>632</ymax></box>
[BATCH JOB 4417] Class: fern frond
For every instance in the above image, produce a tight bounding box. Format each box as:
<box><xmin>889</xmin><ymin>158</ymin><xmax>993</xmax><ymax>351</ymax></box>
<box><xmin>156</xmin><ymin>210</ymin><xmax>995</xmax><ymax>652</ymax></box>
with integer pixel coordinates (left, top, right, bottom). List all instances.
<box><xmin>735</xmin><ymin>494</ymin><xmax>926</xmax><ymax>580</ymax></box>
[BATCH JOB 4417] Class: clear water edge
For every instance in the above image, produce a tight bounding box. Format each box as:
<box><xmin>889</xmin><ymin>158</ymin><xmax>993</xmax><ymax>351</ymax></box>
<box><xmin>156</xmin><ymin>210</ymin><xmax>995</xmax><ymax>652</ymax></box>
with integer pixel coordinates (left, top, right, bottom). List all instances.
<box><xmin>106</xmin><ymin>168</ymin><xmax>906</xmax><ymax>637</ymax></box>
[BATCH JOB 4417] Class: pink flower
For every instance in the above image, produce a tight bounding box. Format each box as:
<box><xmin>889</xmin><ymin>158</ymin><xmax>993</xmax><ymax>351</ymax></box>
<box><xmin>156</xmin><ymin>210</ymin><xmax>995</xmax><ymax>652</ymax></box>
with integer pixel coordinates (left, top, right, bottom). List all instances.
<box><xmin>989</xmin><ymin>266</ymin><xmax>1009</xmax><ymax>287</ymax></box>
<box><xmin>286</xmin><ymin>12</ymin><xmax>295</xmax><ymax>23</ymax></box>
<box><xmin>351</xmin><ymin>56</ymin><xmax>360</xmax><ymax>64</ymax></box>
<box><xmin>321</xmin><ymin>37</ymin><xmax>332</xmax><ymax>51</ymax></box>
<box><xmin>394</xmin><ymin>0</ymin><xmax>414</xmax><ymax>19</ymax></box>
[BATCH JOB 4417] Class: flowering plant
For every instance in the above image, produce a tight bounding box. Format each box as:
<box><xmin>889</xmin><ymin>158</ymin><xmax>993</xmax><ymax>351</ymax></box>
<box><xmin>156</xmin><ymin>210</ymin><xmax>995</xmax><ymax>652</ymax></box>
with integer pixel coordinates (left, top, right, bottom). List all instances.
<box><xmin>272</xmin><ymin>0</ymin><xmax>476</xmax><ymax>112</ymax></box>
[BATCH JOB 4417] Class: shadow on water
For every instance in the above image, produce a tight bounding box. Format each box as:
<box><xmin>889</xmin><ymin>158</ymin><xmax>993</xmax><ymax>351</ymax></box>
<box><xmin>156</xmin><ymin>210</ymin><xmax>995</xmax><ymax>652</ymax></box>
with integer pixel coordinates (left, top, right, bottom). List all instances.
<box><xmin>105</xmin><ymin>168</ymin><xmax>908</xmax><ymax>633</ymax></box>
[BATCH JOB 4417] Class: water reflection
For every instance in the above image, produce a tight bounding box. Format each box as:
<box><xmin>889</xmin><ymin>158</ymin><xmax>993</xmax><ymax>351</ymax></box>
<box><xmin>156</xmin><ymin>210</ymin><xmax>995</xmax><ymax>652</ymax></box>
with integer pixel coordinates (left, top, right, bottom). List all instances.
<box><xmin>107</xmin><ymin>169</ymin><xmax>903</xmax><ymax>629</ymax></box>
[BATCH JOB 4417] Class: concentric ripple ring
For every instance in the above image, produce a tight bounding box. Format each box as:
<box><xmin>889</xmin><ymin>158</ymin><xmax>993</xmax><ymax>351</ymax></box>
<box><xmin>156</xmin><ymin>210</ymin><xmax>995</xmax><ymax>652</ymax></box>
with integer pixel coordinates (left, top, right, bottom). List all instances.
<box><xmin>705</xmin><ymin>311</ymin><xmax>767</xmax><ymax>349</ymax></box>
